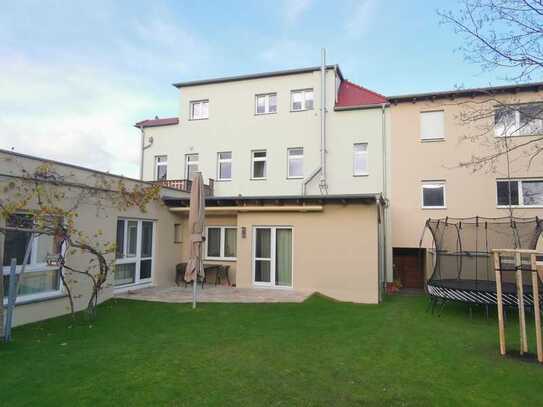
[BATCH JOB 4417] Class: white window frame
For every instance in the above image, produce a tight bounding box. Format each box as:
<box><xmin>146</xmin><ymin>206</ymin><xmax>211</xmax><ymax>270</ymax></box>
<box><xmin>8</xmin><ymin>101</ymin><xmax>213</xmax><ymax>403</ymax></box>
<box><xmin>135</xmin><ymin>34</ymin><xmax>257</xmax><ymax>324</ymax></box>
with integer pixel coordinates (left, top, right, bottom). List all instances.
<box><xmin>495</xmin><ymin>103</ymin><xmax>543</xmax><ymax>137</ymax></box>
<box><xmin>205</xmin><ymin>226</ymin><xmax>237</xmax><ymax>261</ymax></box>
<box><xmin>420</xmin><ymin>110</ymin><xmax>445</xmax><ymax>141</ymax></box>
<box><xmin>496</xmin><ymin>178</ymin><xmax>543</xmax><ymax>208</ymax></box>
<box><xmin>290</xmin><ymin>89</ymin><xmax>314</xmax><ymax>111</ymax></box>
<box><xmin>2</xmin><ymin>215</ymin><xmax>63</xmax><ymax>304</ymax></box>
<box><xmin>114</xmin><ymin>218</ymin><xmax>155</xmax><ymax>289</ymax></box>
<box><xmin>185</xmin><ymin>153</ymin><xmax>199</xmax><ymax>180</ymax></box>
<box><xmin>353</xmin><ymin>143</ymin><xmax>369</xmax><ymax>176</ymax></box>
<box><xmin>252</xmin><ymin>226</ymin><xmax>293</xmax><ymax>289</ymax></box>
<box><xmin>287</xmin><ymin>147</ymin><xmax>304</xmax><ymax>179</ymax></box>
<box><xmin>217</xmin><ymin>152</ymin><xmax>232</xmax><ymax>181</ymax></box>
<box><xmin>154</xmin><ymin>155</ymin><xmax>168</xmax><ymax>180</ymax></box>
<box><xmin>251</xmin><ymin>150</ymin><xmax>267</xmax><ymax>180</ymax></box>
<box><xmin>189</xmin><ymin>100</ymin><xmax>209</xmax><ymax>120</ymax></box>
<box><xmin>421</xmin><ymin>181</ymin><xmax>447</xmax><ymax>209</ymax></box>
<box><xmin>255</xmin><ymin>93</ymin><xmax>277</xmax><ymax>115</ymax></box>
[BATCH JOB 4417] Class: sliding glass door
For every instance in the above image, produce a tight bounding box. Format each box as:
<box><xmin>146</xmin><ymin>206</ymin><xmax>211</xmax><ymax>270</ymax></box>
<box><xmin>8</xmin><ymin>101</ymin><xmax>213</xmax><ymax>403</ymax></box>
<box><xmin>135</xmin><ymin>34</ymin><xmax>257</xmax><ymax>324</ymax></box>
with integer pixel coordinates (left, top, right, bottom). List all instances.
<box><xmin>253</xmin><ymin>227</ymin><xmax>292</xmax><ymax>287</ymax></box>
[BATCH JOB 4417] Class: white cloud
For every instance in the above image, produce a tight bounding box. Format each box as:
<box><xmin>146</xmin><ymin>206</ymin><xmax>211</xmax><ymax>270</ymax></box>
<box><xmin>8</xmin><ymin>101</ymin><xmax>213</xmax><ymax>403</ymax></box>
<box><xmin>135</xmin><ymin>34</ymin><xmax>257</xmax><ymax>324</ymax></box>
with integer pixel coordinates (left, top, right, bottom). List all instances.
<box><xmin>345</xmin><ymin>0</ymin><xmax>378</xmax><ymax>38</ymax></box>
<box><xmin>0</xmin><ymin>53</ymin><xmax>163</xmax><ymax>178</ymax></box>
<box><xmin>283</xmin><ymin>0</ymin><xmax>313</xmax><ymax>24</ymax></box>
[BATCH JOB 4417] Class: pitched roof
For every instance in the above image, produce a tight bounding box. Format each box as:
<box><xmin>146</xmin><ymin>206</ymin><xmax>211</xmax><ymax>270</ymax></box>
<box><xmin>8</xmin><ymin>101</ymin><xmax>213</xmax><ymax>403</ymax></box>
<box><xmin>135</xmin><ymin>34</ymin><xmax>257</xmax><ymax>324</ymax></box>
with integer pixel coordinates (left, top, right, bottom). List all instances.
<box><xmin>134</xmin><ymin>117</ymin><xmax>179</xmax><ymax>128</ymax></box>
<box><xmin>335</xmin><ymin>80</ymin><xmax>388</xmax><ymax>110</ymax></box>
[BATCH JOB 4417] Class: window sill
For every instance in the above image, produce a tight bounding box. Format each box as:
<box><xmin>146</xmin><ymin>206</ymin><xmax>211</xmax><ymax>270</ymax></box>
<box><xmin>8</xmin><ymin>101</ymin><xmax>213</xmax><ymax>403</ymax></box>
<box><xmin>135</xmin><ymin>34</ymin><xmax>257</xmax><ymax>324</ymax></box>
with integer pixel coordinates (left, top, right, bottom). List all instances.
<box><xmin>188</xmin><ymin>117</ymin><xmax>209</xmax><ymax>121</ymax></box>
<box><xmin>205</xmin><ymin>258</ymin><xmax>237</xmax><ymax>262</ymax></box>
<box><xmin>250</xmin><ymin>177</ymin><xmax>267</xmax><ymax>181</ymax></box>
<box><xmin>421</xmin><ymin>206</ymin><xmax>447</xmax><ymax>210</ymax></box>
<box><xmin>420</xmin><ymin>138</ymin><xmax>445</xmax><ymax>143</ymax></box>
<box><xmin>497</xmin><ymin>205</ymin><xmax>543</xmax><ymax>209</ymax></box>
<box><xmin>215</xmin><ymin>179</ymin><xmax>232</xmax><ymax>182</ymax></box>
<box><xmin>353</xmin><ymin>173</ymin><xmax>369</xmax><ymax>177</ymax></box>
<box><xmin>255</xmin><ymin>112</ymin><xmax>277</xmax><ymax>116</ymax></box>
<box><xmin>287</xmin><ymin>176</ymin><xmax>304</xmax><ymax>180</ymax></box>
<box><xmin>290</xmin><ymin>109</ymin><xmax>313</xmax><ymax>113</ymax></box>
<box><xmin>3</xmin><ymin>291</ymin><xmax>66</xmax><ymax>307</ymax></box>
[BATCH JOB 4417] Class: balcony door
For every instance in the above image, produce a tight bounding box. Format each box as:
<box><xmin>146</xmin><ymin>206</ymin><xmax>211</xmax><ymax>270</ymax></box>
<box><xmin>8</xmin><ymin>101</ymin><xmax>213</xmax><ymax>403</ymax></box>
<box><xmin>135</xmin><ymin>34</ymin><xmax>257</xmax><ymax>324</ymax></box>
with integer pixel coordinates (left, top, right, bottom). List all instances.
<box><xmin>253</xmin><ymin>227</ymin><xmax>292</xmax><ymax>288</ymax></box>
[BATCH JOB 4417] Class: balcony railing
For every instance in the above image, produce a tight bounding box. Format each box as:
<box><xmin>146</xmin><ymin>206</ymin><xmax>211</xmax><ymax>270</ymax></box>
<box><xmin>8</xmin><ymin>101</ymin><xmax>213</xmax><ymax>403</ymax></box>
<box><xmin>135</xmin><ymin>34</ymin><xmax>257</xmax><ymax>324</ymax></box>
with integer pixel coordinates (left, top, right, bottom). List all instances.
<box><xmin>153</xmin><ymin>178</ymin><xmax>214</xmax><ymax>196</ymax></box>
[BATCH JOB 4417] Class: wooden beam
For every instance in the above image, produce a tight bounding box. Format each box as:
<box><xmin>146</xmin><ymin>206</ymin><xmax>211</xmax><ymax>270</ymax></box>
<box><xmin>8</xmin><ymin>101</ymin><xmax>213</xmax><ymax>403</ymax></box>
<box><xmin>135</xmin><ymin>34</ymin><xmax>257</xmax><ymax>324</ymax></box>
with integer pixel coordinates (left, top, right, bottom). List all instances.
<box><xmin>494</xmin><ymin>252</ymin><xmax>507</xmax><ymax>356</ymax></box>
<box><xmin>531</xmin><ymin>253</ymin><xmax>543</xmax><ymax>363</ymax></box>
<box><xmin>516</xmin><ymin>251</ymin><xmax>528</xmax><ymax>355</ymax></box>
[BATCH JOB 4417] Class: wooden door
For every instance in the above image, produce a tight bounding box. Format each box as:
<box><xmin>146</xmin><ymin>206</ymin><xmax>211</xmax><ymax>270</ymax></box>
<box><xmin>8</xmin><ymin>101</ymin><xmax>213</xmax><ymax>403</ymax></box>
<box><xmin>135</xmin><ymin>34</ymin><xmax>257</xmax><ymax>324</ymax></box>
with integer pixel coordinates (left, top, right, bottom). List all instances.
<box><xmin>394</xmin><ymin>253</ymin><xmax>424</xmax><ymax>289</ymax></box>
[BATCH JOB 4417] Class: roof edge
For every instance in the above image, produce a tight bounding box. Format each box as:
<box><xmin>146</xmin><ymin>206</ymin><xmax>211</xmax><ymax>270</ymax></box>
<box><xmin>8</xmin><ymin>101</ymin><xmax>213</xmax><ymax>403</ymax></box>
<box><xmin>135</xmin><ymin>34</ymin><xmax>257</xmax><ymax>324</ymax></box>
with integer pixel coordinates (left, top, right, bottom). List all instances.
<box><xmin>173</xmin><ymin>65</ymin><xmax>339</xmax><ymax>88</ymax></box>
<box><xmin>388</xmin><ymin>81</ymin><xmax>543</xmax><ymax>103</ymax></box>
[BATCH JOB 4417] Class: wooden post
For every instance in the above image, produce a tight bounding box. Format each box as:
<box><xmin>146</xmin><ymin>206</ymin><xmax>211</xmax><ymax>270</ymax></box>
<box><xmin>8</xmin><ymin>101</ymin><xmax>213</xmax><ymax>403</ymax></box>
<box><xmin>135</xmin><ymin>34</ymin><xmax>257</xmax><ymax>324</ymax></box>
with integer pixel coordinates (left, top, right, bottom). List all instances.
<box><xmin>516</xmin><ymin>252</ymin><xmax>528</xmax><ymax>355</ymax></box>
<box><xmin>494</xmin><ymin>252</ymin><xmax>506</xmax><ymax>356</ymax></box>
<box><xmin>531</xmin><ymin>253</ymin><xmax>543</xmax><ymax>363</ymax></box>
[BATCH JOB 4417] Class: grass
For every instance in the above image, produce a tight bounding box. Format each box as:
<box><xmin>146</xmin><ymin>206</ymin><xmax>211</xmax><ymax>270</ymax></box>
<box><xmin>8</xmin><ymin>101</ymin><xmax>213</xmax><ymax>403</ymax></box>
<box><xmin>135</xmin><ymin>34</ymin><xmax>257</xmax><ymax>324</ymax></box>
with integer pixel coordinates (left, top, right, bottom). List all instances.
<box><xmin>1</xmin><ymin>295</ymin><xmax>543</xmax><ymax>406</ymax></box>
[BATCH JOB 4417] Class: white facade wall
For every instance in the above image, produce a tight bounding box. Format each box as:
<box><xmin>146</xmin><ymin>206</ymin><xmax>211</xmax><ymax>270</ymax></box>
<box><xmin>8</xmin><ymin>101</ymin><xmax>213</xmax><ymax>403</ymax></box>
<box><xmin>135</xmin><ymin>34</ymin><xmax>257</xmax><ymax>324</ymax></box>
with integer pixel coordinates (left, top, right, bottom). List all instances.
<box><xmin>142</xmin><ymin>69</ymin><xmax>388</xmax><ymax>197</ymax></box>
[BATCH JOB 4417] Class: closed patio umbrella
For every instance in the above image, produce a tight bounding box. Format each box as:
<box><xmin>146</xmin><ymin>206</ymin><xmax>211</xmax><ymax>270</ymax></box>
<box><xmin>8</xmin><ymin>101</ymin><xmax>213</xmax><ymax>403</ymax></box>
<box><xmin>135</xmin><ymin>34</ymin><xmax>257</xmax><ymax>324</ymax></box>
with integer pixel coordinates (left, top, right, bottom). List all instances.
<box><xmin>184</xmin><ymin>172</ymin><xmax>206</xmax><ymax>309</ymax></box>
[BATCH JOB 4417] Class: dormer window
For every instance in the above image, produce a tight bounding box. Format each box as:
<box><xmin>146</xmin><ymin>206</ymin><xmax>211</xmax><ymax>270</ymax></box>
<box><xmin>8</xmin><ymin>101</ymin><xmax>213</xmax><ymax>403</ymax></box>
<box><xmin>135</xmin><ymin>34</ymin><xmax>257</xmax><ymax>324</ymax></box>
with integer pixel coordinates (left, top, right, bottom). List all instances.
<box><xmin>190</xmin><ymin>100</ymin><xmax>209</xmax><ymax>120</ymax></box>
<box><xmin>255</xmin><ymin>93</ymin><xmax>277</xmax><ymax>115</ymax></box>
<box><xmin>291</xmin><ymin>89</ymin><xmax>314</xmax><ymax>111</ymax></box>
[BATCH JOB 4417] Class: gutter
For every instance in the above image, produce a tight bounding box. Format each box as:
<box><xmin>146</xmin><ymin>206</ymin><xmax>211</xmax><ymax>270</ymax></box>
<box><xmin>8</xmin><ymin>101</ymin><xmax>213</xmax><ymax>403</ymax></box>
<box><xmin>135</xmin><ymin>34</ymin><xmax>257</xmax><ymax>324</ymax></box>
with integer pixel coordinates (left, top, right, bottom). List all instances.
<box><xmin>334</xmin><ymin>103</ymin><xmax>390</xmax><ymax>112</ymax></box>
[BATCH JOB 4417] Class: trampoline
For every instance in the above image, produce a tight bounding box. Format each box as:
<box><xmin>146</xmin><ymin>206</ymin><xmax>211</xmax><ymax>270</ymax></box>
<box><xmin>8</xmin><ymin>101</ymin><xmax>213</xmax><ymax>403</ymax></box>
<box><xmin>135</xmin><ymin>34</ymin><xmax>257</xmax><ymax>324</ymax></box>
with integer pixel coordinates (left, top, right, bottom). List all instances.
<box><xmin>423</xmin><ymin>216</ymin><xmax>543</xmax><ymax>309</ymax></box>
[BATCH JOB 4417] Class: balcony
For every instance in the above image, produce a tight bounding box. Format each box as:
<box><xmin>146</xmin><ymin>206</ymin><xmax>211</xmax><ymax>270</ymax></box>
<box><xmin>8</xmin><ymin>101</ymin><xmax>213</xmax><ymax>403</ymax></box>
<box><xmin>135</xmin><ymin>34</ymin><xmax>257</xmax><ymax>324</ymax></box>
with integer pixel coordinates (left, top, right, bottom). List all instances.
<box><xmin>153</xmin><ymin>178</ymin><xmax>214</xmax><ymax>196</ymax></box>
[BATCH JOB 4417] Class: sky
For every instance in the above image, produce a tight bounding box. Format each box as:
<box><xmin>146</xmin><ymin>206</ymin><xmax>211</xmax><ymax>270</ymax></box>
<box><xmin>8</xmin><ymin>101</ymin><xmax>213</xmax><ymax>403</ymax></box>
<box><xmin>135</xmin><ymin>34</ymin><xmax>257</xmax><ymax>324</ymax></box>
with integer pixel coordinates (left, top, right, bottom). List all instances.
<box><xmin>0</xmin><ymin>0</ymin><xmax>527</xmax><ymax>178</ymax></box>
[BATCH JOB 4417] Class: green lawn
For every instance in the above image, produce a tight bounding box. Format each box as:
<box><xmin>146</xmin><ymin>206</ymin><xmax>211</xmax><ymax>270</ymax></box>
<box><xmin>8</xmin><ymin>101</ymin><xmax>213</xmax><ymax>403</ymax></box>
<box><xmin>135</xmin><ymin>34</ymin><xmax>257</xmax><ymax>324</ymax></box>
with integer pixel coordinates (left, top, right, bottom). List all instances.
<box><xmin>1</xmin><ymin>295</ymin><xmax>542</xmax><ymax>406</ymax></box>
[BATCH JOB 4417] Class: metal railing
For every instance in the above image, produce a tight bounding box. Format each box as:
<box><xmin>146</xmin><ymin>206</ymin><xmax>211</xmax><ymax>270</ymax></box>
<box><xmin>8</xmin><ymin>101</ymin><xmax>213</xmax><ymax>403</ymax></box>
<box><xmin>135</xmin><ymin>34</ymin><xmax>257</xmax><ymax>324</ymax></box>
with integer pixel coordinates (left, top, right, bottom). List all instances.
<box><xmin>153</xmin><ymin>178</ymin><xmax>214</xmax><ymax>196</ymax></box>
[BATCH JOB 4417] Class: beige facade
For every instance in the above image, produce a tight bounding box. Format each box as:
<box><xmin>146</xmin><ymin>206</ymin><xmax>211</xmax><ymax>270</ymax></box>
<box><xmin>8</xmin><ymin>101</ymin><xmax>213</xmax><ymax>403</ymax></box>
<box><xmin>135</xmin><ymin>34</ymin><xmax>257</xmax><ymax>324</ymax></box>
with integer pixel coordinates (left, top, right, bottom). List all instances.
<box><xmin>173</xmin><ymin>202</ymin><xmax>380</xmax><ymax>303</ymax></box>
<box><xmin>389</xmin><ymin>89</ymin><xmax>543</xmax><ymax>281</ymax></box>
<box><xmin>0</xmin><ymin>149</ymin><xmax>187</xmax><ymax>327</ymax></box>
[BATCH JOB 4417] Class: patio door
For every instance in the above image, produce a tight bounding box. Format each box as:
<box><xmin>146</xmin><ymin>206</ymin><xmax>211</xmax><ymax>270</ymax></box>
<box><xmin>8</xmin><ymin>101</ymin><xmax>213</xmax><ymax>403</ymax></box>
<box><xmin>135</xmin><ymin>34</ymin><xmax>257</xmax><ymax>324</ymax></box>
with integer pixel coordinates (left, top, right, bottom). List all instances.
<box><xmin>253</xmin><ymin>227</ymin><xmax>292</xmax><ymax>287</ymax></box>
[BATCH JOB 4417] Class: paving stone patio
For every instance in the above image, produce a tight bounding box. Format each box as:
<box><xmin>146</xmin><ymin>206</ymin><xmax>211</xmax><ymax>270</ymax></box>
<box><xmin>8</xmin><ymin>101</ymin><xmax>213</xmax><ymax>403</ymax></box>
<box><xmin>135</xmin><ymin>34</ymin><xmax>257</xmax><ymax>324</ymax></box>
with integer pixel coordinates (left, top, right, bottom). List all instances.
<box><xmin>115</xmin><ymin>285</ymin><xmax>312</xmax><ymax>303</ymax></box>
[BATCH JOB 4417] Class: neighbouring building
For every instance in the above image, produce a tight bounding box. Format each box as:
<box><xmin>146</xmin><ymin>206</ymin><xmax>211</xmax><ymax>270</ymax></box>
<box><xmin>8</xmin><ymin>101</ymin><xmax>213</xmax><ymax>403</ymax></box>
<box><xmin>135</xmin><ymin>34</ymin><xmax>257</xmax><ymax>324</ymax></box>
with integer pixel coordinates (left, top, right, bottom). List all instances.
<box><xmin>0</xmin><ymin>149</ymin><xmax>188</xmax><ymax>327</ymax></box>
<box><xmin>137</xmin><ymin>65</ymin><xmax>392</xmax><ymax>303</ymax></box>
<box><xmin>388</xmin><ymin>83</ymin><xmax>543</xmax><ymax>288</ymax></box>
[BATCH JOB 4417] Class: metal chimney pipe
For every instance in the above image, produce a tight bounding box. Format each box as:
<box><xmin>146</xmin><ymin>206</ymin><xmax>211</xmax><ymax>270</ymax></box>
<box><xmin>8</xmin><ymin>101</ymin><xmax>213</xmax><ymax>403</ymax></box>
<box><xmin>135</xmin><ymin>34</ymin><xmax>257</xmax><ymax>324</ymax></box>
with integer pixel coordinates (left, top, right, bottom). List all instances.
<box><xmin>320</xmin><ymin>48</ymin><xmax>327</xmax><ymax>191</ymax></box>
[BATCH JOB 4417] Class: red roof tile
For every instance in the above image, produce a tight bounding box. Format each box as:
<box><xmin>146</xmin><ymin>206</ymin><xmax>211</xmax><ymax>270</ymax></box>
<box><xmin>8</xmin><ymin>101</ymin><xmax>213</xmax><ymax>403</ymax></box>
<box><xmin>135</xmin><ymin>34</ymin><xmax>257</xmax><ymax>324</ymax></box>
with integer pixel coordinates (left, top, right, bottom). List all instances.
<box><xmin>336</xmin><ymin>80</ymin><xmax>387</xmax><ymax>109</ymax></box>
<box><xmin>135</xmin><ymin>117</ymin><xmax>179</xmax><ymax>128</ymax></box>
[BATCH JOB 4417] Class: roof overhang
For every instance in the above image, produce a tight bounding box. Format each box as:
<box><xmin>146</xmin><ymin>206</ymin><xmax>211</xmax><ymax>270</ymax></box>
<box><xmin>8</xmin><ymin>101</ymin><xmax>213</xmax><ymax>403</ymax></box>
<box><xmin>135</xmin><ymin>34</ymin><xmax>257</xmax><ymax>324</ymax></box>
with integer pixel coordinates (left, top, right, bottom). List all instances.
<box><xmin>163</xmin><ymin>193</ymin><xmax>380</xmax><ymax>209</ymax></box>
<box><xmin>173</xmin><ymin>65</ymin><xmax>341</xmax><ymax>88</ymax></box>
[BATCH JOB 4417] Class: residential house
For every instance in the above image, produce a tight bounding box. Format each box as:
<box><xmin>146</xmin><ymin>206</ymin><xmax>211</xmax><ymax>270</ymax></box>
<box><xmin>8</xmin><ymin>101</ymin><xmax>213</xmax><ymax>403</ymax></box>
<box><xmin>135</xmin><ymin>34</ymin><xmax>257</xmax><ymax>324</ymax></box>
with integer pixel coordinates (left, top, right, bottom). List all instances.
<box><xmin>137</xmin><ymin>65</ymin><xmax>391</xmax><ymax>303</ymax></box>
<box><xmin>388</xmin><ymin>83</ymin><xmax>543</xmax><ymax>288</ymax></box>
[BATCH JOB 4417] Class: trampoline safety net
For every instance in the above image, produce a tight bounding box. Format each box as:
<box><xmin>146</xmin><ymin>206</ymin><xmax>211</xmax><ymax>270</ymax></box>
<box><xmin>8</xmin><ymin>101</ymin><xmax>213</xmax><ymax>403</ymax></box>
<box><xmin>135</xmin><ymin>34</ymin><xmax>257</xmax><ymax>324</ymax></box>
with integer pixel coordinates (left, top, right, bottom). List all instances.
<box><xmin>424</xmin><ymin>216</ymin><xmax>543</xmax><ymax>306</ymax></box>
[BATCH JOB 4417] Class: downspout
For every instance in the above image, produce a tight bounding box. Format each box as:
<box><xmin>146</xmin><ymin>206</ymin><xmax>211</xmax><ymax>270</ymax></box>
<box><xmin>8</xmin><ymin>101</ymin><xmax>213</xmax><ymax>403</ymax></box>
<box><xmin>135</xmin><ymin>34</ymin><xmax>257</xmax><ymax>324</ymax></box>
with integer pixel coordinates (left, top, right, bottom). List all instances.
<box><xmin>380</xmin><ymin>103</ymin><xmax>388</xmax><ymax>295</ymax></box>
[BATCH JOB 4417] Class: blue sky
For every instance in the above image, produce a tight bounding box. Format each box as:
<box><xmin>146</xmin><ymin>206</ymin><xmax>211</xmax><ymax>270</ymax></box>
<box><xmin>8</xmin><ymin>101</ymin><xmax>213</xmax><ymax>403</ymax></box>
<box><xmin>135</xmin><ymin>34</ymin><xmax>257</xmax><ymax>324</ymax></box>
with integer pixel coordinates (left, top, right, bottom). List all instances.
<box><xmin>0</xmin><ymin>0</ymin><xmax>525</xmax><ymax>177</ymax></box>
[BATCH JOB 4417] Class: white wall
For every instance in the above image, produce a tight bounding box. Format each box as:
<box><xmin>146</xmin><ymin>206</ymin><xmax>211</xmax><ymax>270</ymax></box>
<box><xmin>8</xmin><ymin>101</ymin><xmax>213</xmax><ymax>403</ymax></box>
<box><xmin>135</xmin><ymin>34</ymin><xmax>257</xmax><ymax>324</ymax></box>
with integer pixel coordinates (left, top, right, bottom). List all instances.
<box><xmin>142</xmin><ymin>69</ymin><xmax>387</xmax><ymax>197</ymax></box>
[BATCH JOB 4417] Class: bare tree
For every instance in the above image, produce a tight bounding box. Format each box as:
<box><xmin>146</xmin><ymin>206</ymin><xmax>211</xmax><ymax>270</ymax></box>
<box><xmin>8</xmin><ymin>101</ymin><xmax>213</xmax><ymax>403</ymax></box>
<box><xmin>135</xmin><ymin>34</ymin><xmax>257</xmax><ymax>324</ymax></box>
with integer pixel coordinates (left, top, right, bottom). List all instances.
<box><xmin>0</xmin><ymin>156</ymin><xmax>161</xmax><ymax>319</ymax></box>
<box><xmin>439</xmin><ymin>0</ymin><xmax>543</xmax><ymax>171</ymax></box>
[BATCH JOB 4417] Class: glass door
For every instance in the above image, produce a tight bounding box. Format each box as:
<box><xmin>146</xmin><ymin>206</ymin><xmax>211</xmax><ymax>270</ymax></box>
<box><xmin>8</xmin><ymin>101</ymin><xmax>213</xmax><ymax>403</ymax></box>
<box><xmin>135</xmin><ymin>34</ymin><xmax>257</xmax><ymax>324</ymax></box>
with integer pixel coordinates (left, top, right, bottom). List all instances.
<box><xmin>253</xmin><ymin>227</ymin><xmax>292</xmax><ymax>287</ymax></box>
<box><xmin>254</xmin><ymin>228</ymin><xmax>272</xmax><ymax>286</ymax></box>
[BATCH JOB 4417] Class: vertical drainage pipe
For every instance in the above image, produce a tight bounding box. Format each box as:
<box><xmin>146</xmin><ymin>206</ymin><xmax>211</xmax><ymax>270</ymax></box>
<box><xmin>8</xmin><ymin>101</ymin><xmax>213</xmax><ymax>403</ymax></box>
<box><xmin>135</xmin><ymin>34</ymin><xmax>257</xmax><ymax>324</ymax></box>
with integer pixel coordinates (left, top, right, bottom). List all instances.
<box><xmin>319</xmin><ymin>48</ymin><xmax>328</xmax><ymax>193</ymax></box>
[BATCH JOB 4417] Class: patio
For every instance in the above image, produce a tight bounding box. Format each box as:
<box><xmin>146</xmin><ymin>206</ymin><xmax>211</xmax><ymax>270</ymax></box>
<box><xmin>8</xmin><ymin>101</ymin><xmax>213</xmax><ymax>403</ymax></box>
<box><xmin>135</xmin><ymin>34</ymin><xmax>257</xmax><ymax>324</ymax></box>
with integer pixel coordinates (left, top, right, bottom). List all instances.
<box><xmin>115</xmin><ymin>285</ymin><xmax>311</xmax><ymax>303</ymax></box>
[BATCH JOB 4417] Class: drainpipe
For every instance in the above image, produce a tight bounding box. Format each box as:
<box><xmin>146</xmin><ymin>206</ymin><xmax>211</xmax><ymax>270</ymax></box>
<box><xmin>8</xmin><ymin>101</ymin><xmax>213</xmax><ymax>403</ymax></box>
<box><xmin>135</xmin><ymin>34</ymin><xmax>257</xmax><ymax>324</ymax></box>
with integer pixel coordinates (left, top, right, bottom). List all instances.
<box><xmin>319</xmin><ymin>48</ymin><xmax>328</xmax><ymax>194</ymax></box>
<box><xmin>380</xmin><ymin>103</ymin><xmax>388</xmax><ymax>294</ymax></box>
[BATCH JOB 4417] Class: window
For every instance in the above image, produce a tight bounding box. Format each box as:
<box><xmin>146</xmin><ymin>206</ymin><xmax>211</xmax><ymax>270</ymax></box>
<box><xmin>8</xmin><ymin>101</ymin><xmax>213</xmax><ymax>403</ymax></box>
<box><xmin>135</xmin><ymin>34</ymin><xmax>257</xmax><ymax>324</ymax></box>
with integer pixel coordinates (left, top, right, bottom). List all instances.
<box><xmin>114</xmin><ymin>219</ymin><xmax>155</xmax><ymax>287</ymax></box>
<box><xmin>497</xmin><ymin>179</ymin><xmax>543</xmax><ymax>207</ymax></box>
<box><xmin>205</xmin><ymin>226</ymin><xmax>237</xmax><ymax>260</ymax></box>
<box><xmin>421</xmin><ymin>182</ymin><xmax>446</xmax><ymax>208</ymax></box>
<box><xmin>420</xmin><ymin>111</ymin><xmax>445</xmax><ymax>140</ymax></box>
<box><xmin>185</xmin><ymin>153</ymin><xmax>199</xmax><ymax>180</ymax></box>
<box><xmin>251</xmin><ymin>150</ymin><xmax>267</xmax><ymax>179</ymax></box>
<box><xmin>2</xmin><ymin>214</ymin><xmax>62</xmax><ymax>302</ymax></box>
<box><xmin>217</xmin><ymin>152</ymin><xmax>232</xmax><ymax>181</ymax></box>
<box><xmin>154</xmin><ymin>155</ymin><xmax>167</xmax><ymax>180</ymax></box>
<box><xmin>353</xmin><ymin>143</ymin><xmax>368</xmax><ymax>176</ymax></box>
<box><xmin>287</xmin><ymin>148</ymin><xmax>304</xmax><ymax>178</ymax></box>
<box><xmin>256</xmin><ymin>93</ymin><xmax>277</xmax><ymax>115</ymax></box>
<box><xmin>189</xmin><ymin>100</ymin><xmax>209</xmax><ymax>120</ymax></box>
<box><xmin>495</xmin><ymin>103</ymin><xmax>543</xmax><ymax>137</ymax></box>
<box><xmin>291</xmin><ymin>89</ymin><xmax>314</xmax><ymax>111</ymax></box>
